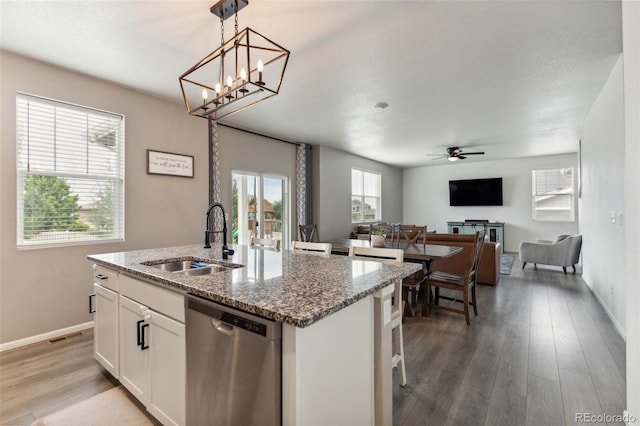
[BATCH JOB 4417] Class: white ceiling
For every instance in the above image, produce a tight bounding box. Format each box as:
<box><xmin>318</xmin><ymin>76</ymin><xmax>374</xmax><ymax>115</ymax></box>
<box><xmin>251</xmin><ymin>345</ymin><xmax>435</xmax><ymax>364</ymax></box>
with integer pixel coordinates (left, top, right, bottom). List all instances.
<box><xmin>0</xmin><ymin>1</ymin><xmax>622</xmax><ymax>168</ymax></box>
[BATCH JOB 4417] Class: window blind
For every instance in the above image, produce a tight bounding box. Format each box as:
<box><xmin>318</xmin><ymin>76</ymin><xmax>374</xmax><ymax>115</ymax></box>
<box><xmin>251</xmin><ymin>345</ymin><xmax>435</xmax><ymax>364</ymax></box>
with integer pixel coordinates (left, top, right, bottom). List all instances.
<box><xmin>16</xmin><ymin>93</ymin><xmax>125</xmax><ymax>247</ymax></box>
<box><xmin>531</xmin><ymin>168</ymin><xmax>574</xmax><ymax>222</ymax></box>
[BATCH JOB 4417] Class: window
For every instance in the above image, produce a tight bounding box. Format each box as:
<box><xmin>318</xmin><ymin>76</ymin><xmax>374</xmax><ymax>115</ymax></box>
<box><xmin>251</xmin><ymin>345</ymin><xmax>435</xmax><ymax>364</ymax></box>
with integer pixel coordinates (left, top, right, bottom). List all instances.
<box><xmin>16</xmin><ymin>93</ymin><xmax>125</xmax><ymax>247</ymax></box>
<box><xmin>351</xmin><ymin>168</ymin><xmax>381</xmax><ymax>223</ymax></box>
<box><xmin>531</xmin><ymin>167</ymin><xmax>575</xmax><ymax>222</ymax></box>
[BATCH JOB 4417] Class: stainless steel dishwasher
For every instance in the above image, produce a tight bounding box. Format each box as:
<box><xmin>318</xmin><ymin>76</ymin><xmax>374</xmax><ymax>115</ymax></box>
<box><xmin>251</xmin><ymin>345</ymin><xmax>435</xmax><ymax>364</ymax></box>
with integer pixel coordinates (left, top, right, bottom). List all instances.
<box><xmin>185</xmin><ymin>294</ymin><xmax>282</xmax><ymax>426</ymax></box>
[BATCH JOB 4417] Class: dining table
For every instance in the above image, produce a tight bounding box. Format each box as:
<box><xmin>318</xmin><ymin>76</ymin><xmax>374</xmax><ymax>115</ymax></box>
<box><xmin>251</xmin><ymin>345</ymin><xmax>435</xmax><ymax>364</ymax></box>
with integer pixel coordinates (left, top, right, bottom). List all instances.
<box><xmin>324</xmin><ymin>238</ymin><xmax>464</xmax><ymax>316</ymax></box>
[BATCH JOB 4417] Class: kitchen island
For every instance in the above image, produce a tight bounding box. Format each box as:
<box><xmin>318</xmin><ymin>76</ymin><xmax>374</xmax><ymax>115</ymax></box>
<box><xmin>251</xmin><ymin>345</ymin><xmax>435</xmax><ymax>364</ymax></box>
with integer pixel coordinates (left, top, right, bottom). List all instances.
<box><xmin>88</xmin><ymin>243</ymin><xmax>420</xmax><ymax>426</ymax></box>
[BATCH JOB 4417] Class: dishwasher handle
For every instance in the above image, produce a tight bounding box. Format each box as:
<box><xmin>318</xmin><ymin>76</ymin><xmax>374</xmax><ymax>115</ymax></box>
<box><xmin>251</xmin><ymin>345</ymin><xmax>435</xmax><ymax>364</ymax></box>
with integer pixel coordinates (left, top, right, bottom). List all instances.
<box><xmin>211</xmin><ymin>318</ymin><xmax>235</xmax><ymax>335</ymax></box>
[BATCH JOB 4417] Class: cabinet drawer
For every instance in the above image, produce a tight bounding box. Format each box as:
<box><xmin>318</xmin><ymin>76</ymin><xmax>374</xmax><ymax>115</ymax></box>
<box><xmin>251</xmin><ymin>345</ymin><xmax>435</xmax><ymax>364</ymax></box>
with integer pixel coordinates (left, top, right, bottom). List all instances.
<box><xmin>119</xmin><ymin>274</ymin><xmax>185</xmax><ymax>323</ymax></box>
<box><xmin>93</xmin><ymin>264</ymin><xmax>119</xmax><ymax>292</ymax></box>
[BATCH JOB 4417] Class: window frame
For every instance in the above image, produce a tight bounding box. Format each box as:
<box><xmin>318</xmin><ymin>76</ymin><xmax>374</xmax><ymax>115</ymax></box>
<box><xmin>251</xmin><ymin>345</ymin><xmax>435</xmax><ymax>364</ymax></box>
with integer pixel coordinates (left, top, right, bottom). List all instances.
<box><xmin>351</xmin><ymin>168</ymin><xmax>382</xmax><ymax>223</ymax></box>
<box><xmin>16</xmin><ymin>93</ymin><xmax>125</xmax><ymax>249</ymax></box>
<box><xmin>531</xmin><ymin>167</ymin><xmax>575</xmax><ymax>222</ymax></box>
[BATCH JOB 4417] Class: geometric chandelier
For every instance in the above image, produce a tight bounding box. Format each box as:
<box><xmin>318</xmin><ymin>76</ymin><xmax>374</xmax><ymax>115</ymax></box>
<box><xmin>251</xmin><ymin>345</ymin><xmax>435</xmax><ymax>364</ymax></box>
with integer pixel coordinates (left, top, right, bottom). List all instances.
<box><xmin>179</xmin><ymin>0</ymin><xmax>290</xmax><ymax>121</ymax></box>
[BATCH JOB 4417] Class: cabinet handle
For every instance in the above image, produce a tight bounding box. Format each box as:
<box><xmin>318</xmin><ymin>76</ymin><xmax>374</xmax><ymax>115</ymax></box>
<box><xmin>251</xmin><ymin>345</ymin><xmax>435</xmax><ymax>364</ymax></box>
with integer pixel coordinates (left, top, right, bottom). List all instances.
<box><xmin>140</xmin><ymin>323</ymin><xmax>149</xmax><ymax>350</ymax></box>
<box><xmin>136</xmin><ymin>319</ymin><xmax>145</xmax><ymax>347</ymax></box>
<box><xmin>89</xmin><ymin>293</ymin><xmax>96</xmax><ymax>313</ymax></box>
<box><xmin>95</xmin><ymin>274</ymin><xmax>108</xmax><ymax>280</ymax></box>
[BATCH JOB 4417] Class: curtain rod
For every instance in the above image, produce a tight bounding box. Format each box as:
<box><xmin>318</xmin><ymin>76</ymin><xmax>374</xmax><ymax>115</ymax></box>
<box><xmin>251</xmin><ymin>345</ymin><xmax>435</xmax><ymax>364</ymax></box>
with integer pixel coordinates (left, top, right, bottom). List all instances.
<box><xmin>217</xmin><ymin>123</ymin><xmax>300</xmax><ymax>146</ymax></box>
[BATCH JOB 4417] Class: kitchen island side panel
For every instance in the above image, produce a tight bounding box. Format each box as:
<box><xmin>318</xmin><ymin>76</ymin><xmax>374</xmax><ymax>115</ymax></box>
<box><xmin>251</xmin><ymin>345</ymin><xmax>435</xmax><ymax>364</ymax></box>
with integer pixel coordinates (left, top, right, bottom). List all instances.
<box><xmin>282</xmin><ymin>296</ymin><xmax>374</xmax><ymax>426</ymax></box>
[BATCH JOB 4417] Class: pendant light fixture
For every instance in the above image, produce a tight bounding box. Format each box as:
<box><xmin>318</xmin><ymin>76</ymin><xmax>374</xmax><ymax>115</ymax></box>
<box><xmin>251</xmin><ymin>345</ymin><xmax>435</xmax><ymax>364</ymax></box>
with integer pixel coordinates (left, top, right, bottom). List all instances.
<box><xmin>179</xmin><ymin>0</ymin><xmax>290</xmax><ymax>120</ymax></box>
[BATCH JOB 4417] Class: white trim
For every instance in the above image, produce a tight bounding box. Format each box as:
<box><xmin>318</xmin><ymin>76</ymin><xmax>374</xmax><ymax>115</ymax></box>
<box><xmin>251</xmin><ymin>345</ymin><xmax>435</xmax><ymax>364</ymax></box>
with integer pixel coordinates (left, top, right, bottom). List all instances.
<box><xmin>584</xmin><ymin>281</ymin><xmax>626</xmax><ymax>341</ymax></box>
<box><xmin>0</xmin><ymin>321</ymin><xmax>94</xmax><ymax>353</ymax></box>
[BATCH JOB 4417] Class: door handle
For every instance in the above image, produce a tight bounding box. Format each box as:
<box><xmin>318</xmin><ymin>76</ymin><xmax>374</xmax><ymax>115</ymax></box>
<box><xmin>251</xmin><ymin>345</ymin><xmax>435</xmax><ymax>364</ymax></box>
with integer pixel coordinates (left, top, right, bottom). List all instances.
<box><xmin>140</xmin><ymin>323</ymin><xmax>149</xmax><ymax>350</ymax></box>
<box><xmin>136</xmin><ymin>319</ymin><xmax>145</xmax><ymax>346</ymax></box>
<box><xmin>89</xmin><ymin>293</ymin><xmax>96</xmax><ymax>313</ymax></box>
<box><xmin>211</xmin><ymin>318</ymin><xmax>234</xmax><ymax>336</ymax></box>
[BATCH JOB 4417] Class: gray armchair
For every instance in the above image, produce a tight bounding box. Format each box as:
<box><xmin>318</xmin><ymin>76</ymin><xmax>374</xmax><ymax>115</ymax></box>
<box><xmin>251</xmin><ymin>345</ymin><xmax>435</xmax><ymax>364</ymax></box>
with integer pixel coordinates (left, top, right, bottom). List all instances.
<box><xmin>519</xmin><ymin>234</ymin><xmax>582</xmax><ymax>274</ymax></box>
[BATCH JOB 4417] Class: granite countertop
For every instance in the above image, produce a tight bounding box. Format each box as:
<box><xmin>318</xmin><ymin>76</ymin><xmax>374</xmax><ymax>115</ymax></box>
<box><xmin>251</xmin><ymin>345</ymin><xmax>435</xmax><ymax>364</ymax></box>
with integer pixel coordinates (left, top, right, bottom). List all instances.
<box><xmin>88</xmin><ymin>244</ymin><xmax>421</xmax><ymax>328</ymax></box>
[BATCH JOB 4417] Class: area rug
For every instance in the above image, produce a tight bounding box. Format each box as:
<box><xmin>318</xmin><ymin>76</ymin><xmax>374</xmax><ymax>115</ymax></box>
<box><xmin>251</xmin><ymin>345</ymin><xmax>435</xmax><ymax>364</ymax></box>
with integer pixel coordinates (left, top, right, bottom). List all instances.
<box><xmin>31</xmin><ymin>386</ymin><xmax>153</xmax><ymax>426</ymax></box>
<box><xmin>500</xmin><ymin>253</ymin><xmax>515</xmax><ymax>275</ymax></box>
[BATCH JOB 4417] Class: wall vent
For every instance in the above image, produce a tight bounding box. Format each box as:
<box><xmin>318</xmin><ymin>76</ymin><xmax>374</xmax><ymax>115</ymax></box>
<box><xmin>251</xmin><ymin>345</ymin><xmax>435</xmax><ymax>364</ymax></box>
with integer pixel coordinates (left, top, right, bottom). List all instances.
<box><xmin>47</xmin><ymin>331</ymin><xmax>83</xmax><ymax>344</ymax></box>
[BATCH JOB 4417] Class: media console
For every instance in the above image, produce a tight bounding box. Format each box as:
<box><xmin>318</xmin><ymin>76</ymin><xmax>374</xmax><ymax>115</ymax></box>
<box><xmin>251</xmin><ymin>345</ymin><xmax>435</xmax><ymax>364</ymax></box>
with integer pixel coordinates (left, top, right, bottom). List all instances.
<box><xmin>447</xmin><ymin>221</ymin><xmax>505</xmax><ymax>254</ymax></box>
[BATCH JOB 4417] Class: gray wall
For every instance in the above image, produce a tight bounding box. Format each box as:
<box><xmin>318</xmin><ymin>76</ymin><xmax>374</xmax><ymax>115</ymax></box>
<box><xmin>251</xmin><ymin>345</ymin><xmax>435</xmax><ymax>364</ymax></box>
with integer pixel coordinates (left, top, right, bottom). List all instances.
<box><xmin>216</xmin><ymin>125</ymin><xmax>298</xmax><ymax>247</ymax></box>
<box><xmin>402</xmin><ymin>154</ymin><xmax>579</xmax><ymax>252</ymax></box>
<box><xmin>580</xmin><ymin>55</ymin><xmax>626</xmax><ymax>335</ymax></box>
<box><xmin>312</xmin><ymin>145</ymin><xmax>403</xmax><ymax>240</ymax></box>
<box><xmin>623</xmin><ymin>1</ymin><xmax>640</xmax><ymax>419</ymax></box>
<box><xmin>0</xmin><ymin>51</ymin><xmax>301</xmax><ymax>346</ymax></box>
<box><xmin>0</xmin><ymin>51</ymin><xmax>209</xmax><ymax>345</ymax></box>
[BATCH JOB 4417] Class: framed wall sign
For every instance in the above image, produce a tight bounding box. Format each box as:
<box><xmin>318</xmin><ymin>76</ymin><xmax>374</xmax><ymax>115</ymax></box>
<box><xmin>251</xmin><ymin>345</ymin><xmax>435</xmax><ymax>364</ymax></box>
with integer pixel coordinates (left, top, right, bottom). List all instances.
<box><xmin>147</xmin><ymin>149</ymin><xmax>194</xmax><ymax>178</ymax></box>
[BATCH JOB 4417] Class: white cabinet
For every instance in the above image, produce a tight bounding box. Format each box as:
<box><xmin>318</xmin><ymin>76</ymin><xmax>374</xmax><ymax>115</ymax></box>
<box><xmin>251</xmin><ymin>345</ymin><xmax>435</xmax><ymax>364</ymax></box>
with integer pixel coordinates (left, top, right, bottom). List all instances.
<box><xmin>119</xmin><ymin>295</ymin><xmax>185</xmax><ymax>426</ymax></box>
<box><xmin>91</xmin><ymin>264</ymin><xmax>120</xmax><ymax>378</ymax></box>
<box><xmin>147</xmin><ymin>309</ymin><xmax>185</xmax><ymax>426</ymax></box>
<box><xmin>448</xmin><ymin>221</ymin><xmax>505</xmax><ymax>253</ymax></box>
<box><xmin>90</xmin><ymin>264</ymin><xmax>185</xmax><ymax>426</ymax></box>
<box><xmin>92</xmin><ymin>283</ymin><xmax>119</xmax><ymax>378</ymax></box>
<box><xmin>119</xmin><ymin>295</ymin><xmax>150</xmax><ymax>401</ymax></box>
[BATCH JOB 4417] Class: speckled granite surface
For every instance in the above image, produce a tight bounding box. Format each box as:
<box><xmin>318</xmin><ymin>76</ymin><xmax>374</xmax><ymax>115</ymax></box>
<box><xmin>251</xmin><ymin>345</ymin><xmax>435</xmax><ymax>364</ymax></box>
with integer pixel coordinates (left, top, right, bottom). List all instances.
<box><xmin>88</xmin><ymin>244</ymin><xmax>421</xmax><ymax>328</ymax></box>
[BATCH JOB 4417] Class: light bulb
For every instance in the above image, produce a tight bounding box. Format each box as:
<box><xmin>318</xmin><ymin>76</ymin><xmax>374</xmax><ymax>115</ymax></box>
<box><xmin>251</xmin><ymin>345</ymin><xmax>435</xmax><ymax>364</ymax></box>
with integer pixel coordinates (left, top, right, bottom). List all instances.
<box><xmin>226</xmin><ymin>75</ymin><xmax>233</xmax><ymax>89</ymax></box>
<box><xmin>201</xmin><ymin>89</ymin><xmax>208</xmax><ymax>102</ymax></box>
<box><xmin>257</xmin><ymin>60</ymin><xmax>264</xmax><ymax>82</ymax></box>
<box><xmin>240</xmin><ymin>68</ymin><xmax>247</xmax><ymax>82</ymax></box>
<box><xmin>215</xmin><ymin>83</ymin><xmax>221</xmax><ymax>95</ymax></box>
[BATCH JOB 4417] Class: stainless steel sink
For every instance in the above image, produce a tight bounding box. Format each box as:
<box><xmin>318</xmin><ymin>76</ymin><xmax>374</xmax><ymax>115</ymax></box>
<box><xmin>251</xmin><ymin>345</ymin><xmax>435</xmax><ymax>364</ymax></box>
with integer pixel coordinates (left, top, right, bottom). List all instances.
<box><xmin>148</xmin><ymin>260</ymin><xmax>212</xmax><ymax>272</ymax></box>
<box><xmin>142</xmin><ymin>257</ymin><xmax>242</xmax><ymax>275</ymax></box>
<box><xmin>173</xmin><ymin>264</ymin><xmax>233</xmax><ymax>276</ymax></box>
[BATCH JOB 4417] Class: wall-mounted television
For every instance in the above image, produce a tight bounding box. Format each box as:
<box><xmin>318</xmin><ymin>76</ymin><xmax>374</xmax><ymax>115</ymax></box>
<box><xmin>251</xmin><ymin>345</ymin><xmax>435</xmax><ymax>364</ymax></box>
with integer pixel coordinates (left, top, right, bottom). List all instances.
<box><xmin>449</xmin><ymin>177</ymin><xmax>503</xmax><ymax>206</ymax></box>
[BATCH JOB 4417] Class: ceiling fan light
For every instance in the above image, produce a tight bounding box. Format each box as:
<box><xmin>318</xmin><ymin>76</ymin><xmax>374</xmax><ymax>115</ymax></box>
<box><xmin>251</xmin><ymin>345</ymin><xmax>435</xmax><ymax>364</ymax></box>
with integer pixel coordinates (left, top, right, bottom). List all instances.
<box><xmin>448</xmin><ymin>156</ymin><xmax>458</xmax><ymax>162</ymax></box>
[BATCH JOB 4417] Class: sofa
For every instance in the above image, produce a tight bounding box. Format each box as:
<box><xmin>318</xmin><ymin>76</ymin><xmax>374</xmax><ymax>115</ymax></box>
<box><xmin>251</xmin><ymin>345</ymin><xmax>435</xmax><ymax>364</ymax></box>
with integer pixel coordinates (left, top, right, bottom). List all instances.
<box><xmin>519</xmin><ymin>234</ymin><xmax>582</xmax><ymax>274</ymax></box>
<box><xmin>423</xmin><ymin>233</ymin><xmax>501</xmax><ymax>285</ymax></box>
<box><xmin>350</xmin><ymin>224</ymin><xmax>373</xmax><ymax>240</ymax></box>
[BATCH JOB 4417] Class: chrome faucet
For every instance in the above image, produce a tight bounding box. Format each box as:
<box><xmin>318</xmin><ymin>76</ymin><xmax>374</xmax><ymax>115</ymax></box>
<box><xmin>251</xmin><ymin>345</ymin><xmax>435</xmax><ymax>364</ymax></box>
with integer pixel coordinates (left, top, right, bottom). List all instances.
<box><xmin>204</xmin><ymin>202</ymin><xmax>235</xmax><ymax>259</ymax></box>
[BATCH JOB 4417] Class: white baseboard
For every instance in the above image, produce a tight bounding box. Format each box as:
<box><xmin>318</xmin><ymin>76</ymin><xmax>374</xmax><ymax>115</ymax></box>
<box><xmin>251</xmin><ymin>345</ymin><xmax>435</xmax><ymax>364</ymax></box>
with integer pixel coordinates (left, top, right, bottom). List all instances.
<box><xmin>0</xmin><ymin>321</ymin><xmax>94</xmax><ymax>353</ymax></box>
<box><xmin>588</xmin><ymin>285</ymin><xmax>626</xmax><ymax>341</ymax></box>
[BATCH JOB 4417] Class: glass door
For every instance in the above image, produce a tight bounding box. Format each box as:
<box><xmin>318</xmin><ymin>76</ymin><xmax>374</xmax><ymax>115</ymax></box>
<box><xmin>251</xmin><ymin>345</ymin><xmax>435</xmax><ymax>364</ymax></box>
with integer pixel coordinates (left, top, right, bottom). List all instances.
<box><xmin>232</xmin><ymin>172</ymin><xmax>288</xmax><ymax>249</ymax></box>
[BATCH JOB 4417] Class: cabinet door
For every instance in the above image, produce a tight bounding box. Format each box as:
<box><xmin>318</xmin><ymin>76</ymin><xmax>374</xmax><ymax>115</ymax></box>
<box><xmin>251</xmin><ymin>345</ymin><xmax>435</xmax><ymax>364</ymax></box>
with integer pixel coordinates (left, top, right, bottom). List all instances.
<box><xmin>93</xmin><ymin>283</ymin><xmax>119</xmax><ymax>378</ymax></box>
<box><xmin>148</xmin><ymin>311</ymin><xmax>186</xmax><ymax>426</ymax></box>
<box><xmin>119</xmin><ymin>295</ymin><xmax>150</xmax><ymax>402</ymax></box>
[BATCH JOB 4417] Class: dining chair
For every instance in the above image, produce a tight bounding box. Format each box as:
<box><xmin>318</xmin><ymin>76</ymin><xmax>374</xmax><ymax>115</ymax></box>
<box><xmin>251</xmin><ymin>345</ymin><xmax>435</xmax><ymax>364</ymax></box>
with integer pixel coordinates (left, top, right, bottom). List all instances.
<box><xmin>401</xmin><ymin>268</ymin><xmax>427</xmax><ymax>318</ymax></box>
<box><xmin>250</xmin><ymin>236</ymin><xmax>281</xmax><ymax>250</ymax></box>
<box><xmin>298</xmin><ymin>224</ymin><xmax>319</xmax><ymax>242</ymax></box>
<box><xmin>424</xmin><ymin>230</ymin><xmax>485</xmax><ymax>325</ymax></box>
<box><xmin>396</xmin><ymin>225</ymin><xmax>426</xmax><ymax>244</ymax></box>
<box><xmin>290</xmin><ymin>240</ymin><xmax>332</xmax><ymax>254</ymax></box>
<box><xmin>348</xmin><ymin>246</ymin><xmax>407</xmax><ymax>386</ymax></box>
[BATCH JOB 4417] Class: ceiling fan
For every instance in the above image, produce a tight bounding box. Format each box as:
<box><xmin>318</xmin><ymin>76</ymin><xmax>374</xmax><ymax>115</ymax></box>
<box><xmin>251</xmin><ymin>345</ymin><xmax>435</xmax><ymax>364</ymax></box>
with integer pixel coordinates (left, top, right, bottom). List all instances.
<box><xmin>426</xmin><ymin>146</ymin><xmax>485</xmax><ymax>162</ymax></box>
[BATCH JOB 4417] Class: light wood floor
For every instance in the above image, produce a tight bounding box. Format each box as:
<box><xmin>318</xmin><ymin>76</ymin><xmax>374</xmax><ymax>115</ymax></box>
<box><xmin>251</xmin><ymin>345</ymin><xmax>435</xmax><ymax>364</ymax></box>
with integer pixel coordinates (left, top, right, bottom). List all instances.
<box><xmin>0</xmin><ymin>258</ymin><xmax>626</xmax><ymax>425</ymax></box>
<box><xmin>0</xmin><ymin>329</ymin><xmax>117</xmax><ymax>425</ymax></box>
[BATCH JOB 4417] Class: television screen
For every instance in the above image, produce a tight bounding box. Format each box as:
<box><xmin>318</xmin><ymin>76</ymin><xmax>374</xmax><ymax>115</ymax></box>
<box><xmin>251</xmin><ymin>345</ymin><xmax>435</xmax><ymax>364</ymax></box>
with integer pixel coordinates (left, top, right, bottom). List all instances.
<box><xmin>449</xmin><ymin>178</ymin><xmax>503</xmax><ymax>206</ymax></box>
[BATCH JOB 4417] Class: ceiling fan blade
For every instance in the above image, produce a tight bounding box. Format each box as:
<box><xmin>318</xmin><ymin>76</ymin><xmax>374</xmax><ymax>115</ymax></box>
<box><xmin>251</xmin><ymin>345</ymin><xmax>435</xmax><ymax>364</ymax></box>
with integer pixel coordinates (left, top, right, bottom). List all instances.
<box><xmin>463</xmin><ymin>151</ymin><xmax>485</xmax><ymax>155</ymax></box>
<box><xmin>430</xmin><ymin>155</ymin><xmax>447</xmax><ymax>160</ymax></box>
<box><xmin>458</xmin><ymin>155</ymin><xmax>467</xmax><ymax>160</ymax></box>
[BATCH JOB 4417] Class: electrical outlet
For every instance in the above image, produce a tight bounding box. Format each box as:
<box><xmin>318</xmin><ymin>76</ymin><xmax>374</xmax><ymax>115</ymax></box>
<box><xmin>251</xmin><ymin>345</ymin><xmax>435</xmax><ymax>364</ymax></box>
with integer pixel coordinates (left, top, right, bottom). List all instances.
<box><xmin>611</xmin><ymin>211</ymin><xmax>616</xmax><ymax>224</ymax></box>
